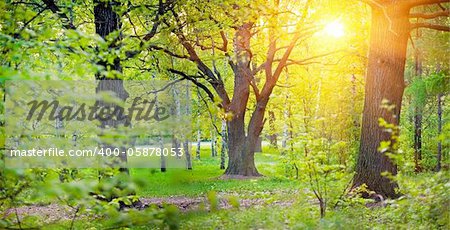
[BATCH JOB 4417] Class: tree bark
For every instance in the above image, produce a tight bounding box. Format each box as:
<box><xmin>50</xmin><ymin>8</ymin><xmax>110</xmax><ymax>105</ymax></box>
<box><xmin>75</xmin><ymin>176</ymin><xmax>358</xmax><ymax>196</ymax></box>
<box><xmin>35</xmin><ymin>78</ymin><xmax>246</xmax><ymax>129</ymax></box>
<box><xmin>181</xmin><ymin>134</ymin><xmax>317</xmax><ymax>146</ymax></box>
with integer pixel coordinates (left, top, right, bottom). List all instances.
<box><xmin>183</xmin><ymin>140</ymin><xmax>192</xmax><ymax>170</ymax></box>
<box><xmin>94</xmin><ymin>0</ymin><xmax>129</xmax><ymax>173</ymax></box>
<box><xmin>225</xmin><ymin>116</ymin><xmax>260</xmax><ymax>176</ymax></box>
<box><xmin>220</xmin><ymin>120</ymin><xmax>227</xmax><ymax>170</ymax></box>
<box><xmin>183</xmin><ymin>81</ymin><xmax>192</xmax><ymax>169</ymax></box>
<box><xmin>225</xmin><ymin>91</ymin><xmax>268</xmax><ymax>176</ymax></box>
<box><xmin>224</xmin><ymin>23</ymin><xmax>262</xmax><ymax>177</ymax></box>
<box><xmin>353</xmin><ymin>4</ymin><xmax>411</xmax><ymax>198</ymax></box>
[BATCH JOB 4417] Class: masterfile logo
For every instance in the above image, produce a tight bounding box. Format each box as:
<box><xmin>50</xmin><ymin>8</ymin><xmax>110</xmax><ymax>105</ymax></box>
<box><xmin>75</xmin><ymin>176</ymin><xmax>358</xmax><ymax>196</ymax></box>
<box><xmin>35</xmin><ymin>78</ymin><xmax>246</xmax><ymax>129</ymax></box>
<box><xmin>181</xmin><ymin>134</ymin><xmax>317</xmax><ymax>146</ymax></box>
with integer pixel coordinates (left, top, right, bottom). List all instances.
<box><xmin>4</xmin><ymin>80</ymin><xmax>191</xmax><ymax>168</ymax></box>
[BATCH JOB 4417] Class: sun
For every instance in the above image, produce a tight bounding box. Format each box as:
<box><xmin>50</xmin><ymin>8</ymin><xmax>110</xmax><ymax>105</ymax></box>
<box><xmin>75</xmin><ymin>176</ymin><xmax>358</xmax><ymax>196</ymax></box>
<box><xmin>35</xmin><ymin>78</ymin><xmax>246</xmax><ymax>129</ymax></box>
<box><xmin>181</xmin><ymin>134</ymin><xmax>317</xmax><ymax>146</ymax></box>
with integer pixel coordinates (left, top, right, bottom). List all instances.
<box><xmin>324</xmin><ymin>21</ymin><xmax>344</xmax><ymax>38</ymax></box>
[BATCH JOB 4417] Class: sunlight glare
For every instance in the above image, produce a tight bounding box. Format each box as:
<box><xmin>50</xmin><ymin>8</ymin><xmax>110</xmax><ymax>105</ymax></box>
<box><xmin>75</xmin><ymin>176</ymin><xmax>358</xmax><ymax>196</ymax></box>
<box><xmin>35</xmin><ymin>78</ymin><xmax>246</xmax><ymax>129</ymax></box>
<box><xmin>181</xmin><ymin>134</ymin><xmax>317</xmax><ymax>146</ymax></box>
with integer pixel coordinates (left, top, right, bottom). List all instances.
<box><xmin>325</xmin><ymin>21</ymin><xmax>344</xmax><ymax>38</ymax></box>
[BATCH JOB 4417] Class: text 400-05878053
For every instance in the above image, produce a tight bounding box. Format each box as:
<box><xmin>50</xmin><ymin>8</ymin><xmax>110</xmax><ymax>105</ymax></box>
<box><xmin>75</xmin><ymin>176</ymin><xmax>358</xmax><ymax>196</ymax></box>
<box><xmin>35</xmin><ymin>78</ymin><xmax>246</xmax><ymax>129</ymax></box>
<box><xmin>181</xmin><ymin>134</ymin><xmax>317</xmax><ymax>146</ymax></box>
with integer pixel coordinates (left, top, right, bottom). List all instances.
<box><xmin>127</xmin><ymin>147</ymin><xmax>184</xmax><ymax>157</ymax></box>
<box><xmin>91</xmin><ymin>147</ymin><xmax>185</xmax><ymax>157</ymax></box>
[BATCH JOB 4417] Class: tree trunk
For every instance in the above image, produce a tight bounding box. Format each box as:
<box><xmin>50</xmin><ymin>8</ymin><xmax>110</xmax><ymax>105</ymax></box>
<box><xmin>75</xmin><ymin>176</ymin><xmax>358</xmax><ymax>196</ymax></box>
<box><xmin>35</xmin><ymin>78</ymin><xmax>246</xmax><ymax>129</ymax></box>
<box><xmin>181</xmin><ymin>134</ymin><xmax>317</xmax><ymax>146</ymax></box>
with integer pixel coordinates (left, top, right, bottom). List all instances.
<box><xmin>220</xmin><ymin>120</ymin><xmax>227</xmax><ymax>170</ymax></box>
<box><xmin>196</xmin><ymin>128</ymin><xmax>201</xmax><ymax>160</ymax></box>
<box><xmin>353</xmin><ymin>5</ymin><xmax>410</xmax><ymax>198</ymax></box>
<box><xmin>224</xmin><ymin>23</ymin><xmax>263</xmax><ymax>176</ymax></box>
<box><xmin>172</xmin><ymin>85</ymin><xmax>182</xmax><ymax>159</ymax></box>
<box><xmin>183</xmin><ymin>141</ymin><xmax>192</xmax><ymax>170</ymax></box>
<box><xmin>211</xmin><ymin>127</ymin><xmax>216</xmax><ymax>157</ymax></box>
<box><xmin>225</xmin><ymin>116</ymin><xmax>261</xmax><ymax>176</ymax></box>
<box><xmin>224</xmin><ymin>91</ymin><xmax>268</xmax><ymax>176</ymax></box>
<box><xmin>413</xmin><ymin>48</ymin><xmax>423</xmax><ymax>172</ymax></box>
<box><xmin>413</xmin><ymin>110</ymin><xmax>423</xmax><ymax>172</ymax></box>
<box><xmin>319</xmin><ymin>199</ymin><xmax>326</xmax><ymax>219</ymax></box>
<box><xmin>268</xmin><ymin>110</ymin><xmax>277</xmax><ymax>148</ymax></box>
<box><xmin>159</xmin><ymin>135</ymin><xmax>166</xmax><ymax>172</ymax></box>
<box><xmin>196</xmin><ymin>88</ymin><xmax>202</xmax><ymax>160</ymax></box>
<box><xmin>94</xmin><ymin>0</ymin><xmax>129</xmax><ymax>173</ymax></box>
<box><xmin>183</xmin><ymin>81</ymin><xmax>192</xmax><ymax>170</ymax></box>
<box><xmin>172</xmin><ymin>136</ymin><xmax>180</xmax><ymax>158</ymax></box>
<box><xmin>436</xmin><ymin>93</ymin><xmax>443</xmax><ymax>172</ymax></box>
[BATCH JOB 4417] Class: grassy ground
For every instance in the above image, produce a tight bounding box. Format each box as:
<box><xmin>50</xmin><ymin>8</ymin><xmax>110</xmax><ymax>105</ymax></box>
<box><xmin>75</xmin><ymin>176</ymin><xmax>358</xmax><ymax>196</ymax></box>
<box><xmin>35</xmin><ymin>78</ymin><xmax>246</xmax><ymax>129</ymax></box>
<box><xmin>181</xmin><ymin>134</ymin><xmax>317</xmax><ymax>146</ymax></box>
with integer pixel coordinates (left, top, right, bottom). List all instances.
<box><xmin>4</xmin><ymin>145</ymin><xmax>448</xmax><ymax>229</ymax></box>
<box><xmin>124</xmin><ymin>146</ymin><xmax>342</xmax><ymax>229</ymax></box>
<box><xmin>131</xmin><ymin>145</ymin><xmax>299</xmax><ymax>197</ymax></box>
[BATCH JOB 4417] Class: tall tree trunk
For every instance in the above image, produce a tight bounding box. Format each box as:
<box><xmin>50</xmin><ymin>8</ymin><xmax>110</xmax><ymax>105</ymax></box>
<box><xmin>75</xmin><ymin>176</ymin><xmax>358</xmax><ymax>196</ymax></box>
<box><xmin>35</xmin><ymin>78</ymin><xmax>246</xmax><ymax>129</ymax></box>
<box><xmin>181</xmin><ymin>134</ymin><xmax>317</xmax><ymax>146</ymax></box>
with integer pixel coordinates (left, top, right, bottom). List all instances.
<box><xmin>172</xmin><ymin>136</ymin><xmax>180</xmax><ymax>158</ymax></box>
<box><xmin>268</xmin><ymin>110</ymin><xmax>277</xmax><ymax>148</ymax></box>
<box><xmin>183</xmin><ymin>141</ymin><xmax>192</xmax><ymax>170</ymax></box>
<box><xmin>413</xmin><ymin>47</ymin><xmax>423</xmax><ymax>172</ymax></box>
<box><xmin>159</xmin><ymin>135</ymin><xmax>166</xmax><ymax>172</ymax></box>
<box><xmin>196</xmin><ymin>128</ymin><xmax>201</xmax><ymax>160</ymax></box>
<box><xmin>183</xmin><ymin>81</ymin><xmax>192</xmax><ymax>169</ymax></box>
<box><xmin>225</xmin><ymin>115</ymin><xmax>260</xmax><ymax>176</ymax></box>
<box><xmin>172</xmin><ymin>85</ymin><xmax>182</xmax><ymax>159</ymax></box>
<box><xmin>220</xmin><ymin>120</ymin><xmax>227</xmax><ymax>170</ymax></box>
<box><xmin>196</xmin><ymin>88</ymin><xmax>202</xmax><ymax>160</ymax></box>
<box><xmin>211</xmin><ymin>127</ymin><xmax>216</xmax><ymax>157</ymax></box>
<box><xmin>94</xmin><ymin>0</ymin><xmax>129</xmax><ymax>173</ymax></box>
<box><xmin>224</xmin><ymin>23</ymin><xmax>262</xmax><ymax>177</ymax></box>
<box><xmin>353</xmin><ymin>5</ymin><xmax>410</xmax><ymax>198</ymax></box>
<box><xmin>154</xmin><ymin>95</ymin><xmax>166</xmax><ymax>172</ymax></box>
<box><xmin>436</xmin><ymin>93</ymin><xmax>443</xmax><ymax>172</ymax></box>
<box><xmin>225</xmin><ymin>92</ymin><xmax>268</xmax><ymax>176</ymax></box>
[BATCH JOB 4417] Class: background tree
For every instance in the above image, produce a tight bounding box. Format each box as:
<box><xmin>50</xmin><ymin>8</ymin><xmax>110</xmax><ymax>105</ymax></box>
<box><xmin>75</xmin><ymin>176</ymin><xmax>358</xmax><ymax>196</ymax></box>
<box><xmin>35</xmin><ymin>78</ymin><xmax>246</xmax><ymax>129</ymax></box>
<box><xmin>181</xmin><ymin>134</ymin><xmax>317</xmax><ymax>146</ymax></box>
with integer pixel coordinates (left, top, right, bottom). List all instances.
<box><xmin>155</xmin><ymin>0</ymin><xmax>351</xmax><ymax>176</ymax></box>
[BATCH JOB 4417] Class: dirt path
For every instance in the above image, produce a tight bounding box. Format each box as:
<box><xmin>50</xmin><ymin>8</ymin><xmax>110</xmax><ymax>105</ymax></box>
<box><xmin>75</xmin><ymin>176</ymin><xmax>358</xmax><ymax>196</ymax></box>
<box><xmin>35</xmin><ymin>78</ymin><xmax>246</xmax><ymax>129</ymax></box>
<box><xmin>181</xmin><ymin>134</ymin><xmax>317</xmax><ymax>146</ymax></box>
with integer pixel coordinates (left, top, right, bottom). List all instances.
<box><xmin>1</xmin><ymin>193</ymin><xmax>296</xmax><ymax>224</ymax></box>
<box><xmin>140</xmin><ymin>195</ymin><xmax>295</xmax><ymax>211</ymax></box>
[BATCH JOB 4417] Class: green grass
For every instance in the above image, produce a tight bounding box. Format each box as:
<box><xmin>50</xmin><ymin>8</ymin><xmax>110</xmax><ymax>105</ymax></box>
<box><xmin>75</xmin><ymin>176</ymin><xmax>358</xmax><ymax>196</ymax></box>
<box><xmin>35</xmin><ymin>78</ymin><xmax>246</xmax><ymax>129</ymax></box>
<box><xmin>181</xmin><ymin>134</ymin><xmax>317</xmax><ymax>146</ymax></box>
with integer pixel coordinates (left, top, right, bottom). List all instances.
<box><xmin>7</xmin><ymin>145</ymin><xmax>448</xmax><ymax>230</ymax></box>
<box><xmin>131</xmin><ymin>145</ymin><xmax>299</xmax><ymax>197</ymax></box>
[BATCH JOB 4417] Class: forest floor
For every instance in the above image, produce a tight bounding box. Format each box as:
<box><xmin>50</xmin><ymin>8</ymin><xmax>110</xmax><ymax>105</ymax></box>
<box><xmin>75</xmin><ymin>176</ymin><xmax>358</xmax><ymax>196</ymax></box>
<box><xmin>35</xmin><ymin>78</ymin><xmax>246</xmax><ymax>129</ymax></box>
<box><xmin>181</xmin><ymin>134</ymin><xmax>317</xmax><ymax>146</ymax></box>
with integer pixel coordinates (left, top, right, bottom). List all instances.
<box><xmin>4</xmin><ymin>190</ymin><xmax>300</xmax><ymax>223</ymax></box>
<box><xmin>3</xmin><ymin>146</ymin><xmax>446</xmax><ymax>229</ymax></box>
<box><xmin>3</xmin><ymin>147</ymin><xmax>306</xmax><ymax>224</ymax></box>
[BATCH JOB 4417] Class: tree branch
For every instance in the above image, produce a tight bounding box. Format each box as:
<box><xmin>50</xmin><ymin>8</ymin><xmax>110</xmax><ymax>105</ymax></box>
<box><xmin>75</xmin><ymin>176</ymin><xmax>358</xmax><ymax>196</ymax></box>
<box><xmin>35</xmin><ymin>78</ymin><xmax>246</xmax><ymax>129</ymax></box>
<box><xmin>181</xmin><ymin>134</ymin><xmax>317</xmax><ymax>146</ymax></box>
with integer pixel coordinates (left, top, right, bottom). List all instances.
<box><xmin>124</xmin><ymin>0</ymin><xmax>172</xmax><ymax>59</ymax></box>
<box><xmin>193</xmin><ymin>31</ymin><xmax>229</xmax><ymax>53</ymax></box>
<box><xmin>249</xmin><ymin>79</ymin><xmax>260</xmax><ymax>99</ymax></box>
<box><xmin>411</xmin><ymin>23</ymin><xmax>450</xmax><ymax>32</ymax></box>
<box><xmin>142</xmin><ymin>0</ymin><xmax>164</xmax><ymax>41</ymax></box>
<box><xmin>284</xmin><ymin>50</ymin><xmax>345</xmax><ymax>67</ymax></box>
<box><xmin>404</xmin><ymin>0</ymin><xmax>450</xmax><ymax>8</ymax></box>
<box><xmin>252</xmin><ymin>62</ymin><xmax>266</xmax><ymax>75</ymax></box>
<box><xmin>14</xmin><ymin>7</ymin><xmax>47</xmax><ymax>38</ymax></box>
<box><xmin>42</xmin><ymin>0</ymin><xmax>76</xmax><ymax>30</ymax></box>
<box><xmin>437</xmin><ymin>3</ymin><xmax>447</xmax><ymax>11</ymax></box>
<box><xmin>410</xmin><ymin>10</ymin><xmax>450</xmax><ymax>19</ymax></box>
<box><xmin>169</xmin><ymin>9</ymin><xmax>230</xmax><ymax>105</ymax></box>
<box><xmin>148</xmin><ymin>45</ymin><xmax>190</xmax><ymax>59</ymax></box>
<box><xmin>168</xmin><ymin>69</ymin><xmax>216</xmax><ymax>101</ymax></box>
